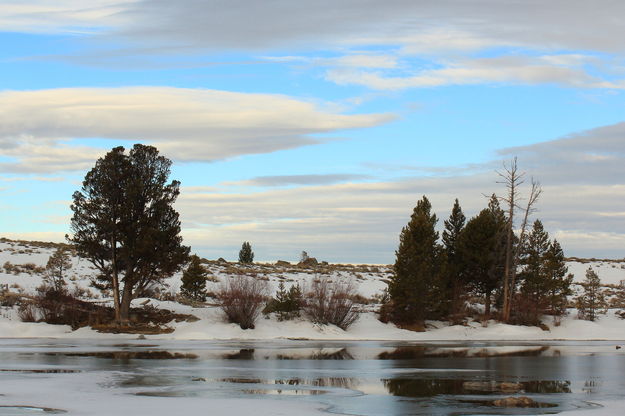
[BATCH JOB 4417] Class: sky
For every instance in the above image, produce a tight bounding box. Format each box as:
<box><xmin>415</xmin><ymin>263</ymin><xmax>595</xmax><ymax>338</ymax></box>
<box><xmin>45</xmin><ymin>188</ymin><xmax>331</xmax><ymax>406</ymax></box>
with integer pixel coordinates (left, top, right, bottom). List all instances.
<box><xmin>1</xmin><ymin>0</ymin><xmax>624</xmax><ymax>263</ymax></box>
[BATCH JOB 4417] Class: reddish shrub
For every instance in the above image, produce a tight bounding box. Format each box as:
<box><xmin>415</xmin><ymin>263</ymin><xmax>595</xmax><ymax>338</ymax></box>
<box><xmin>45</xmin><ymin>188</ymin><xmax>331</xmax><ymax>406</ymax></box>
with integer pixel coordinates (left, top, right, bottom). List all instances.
<box><xmin>304</xmin><ymin>277</ymin><xmax>359</xmax><ymax>330</ymax></box>
<box><xmin>217</xmin><ymin>276</ymin><xmax>268</xmax><ymax>329</ymax></box>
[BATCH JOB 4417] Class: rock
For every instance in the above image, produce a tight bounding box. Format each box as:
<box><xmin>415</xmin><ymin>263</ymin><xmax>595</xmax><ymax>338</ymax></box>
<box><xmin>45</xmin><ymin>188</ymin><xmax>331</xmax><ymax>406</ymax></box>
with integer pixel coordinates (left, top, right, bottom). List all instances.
<box><xmin>275</xmin><ymin>260</ymin><xmax>291</xmax><ymax>266</ymax></box>
<box><xmin>217</xmin><ymin>257</ymin><xmax>228</xmax><ymax>263</ymax></box>
<box><xmin>491</xmin><ymin>396</ymin><xmax>542</xmax><ymax>408</ymax></box>
<box><xmin>298</xmin><ymin>257</ymin><xmax>318</xmax><ymax>267</ymax></box>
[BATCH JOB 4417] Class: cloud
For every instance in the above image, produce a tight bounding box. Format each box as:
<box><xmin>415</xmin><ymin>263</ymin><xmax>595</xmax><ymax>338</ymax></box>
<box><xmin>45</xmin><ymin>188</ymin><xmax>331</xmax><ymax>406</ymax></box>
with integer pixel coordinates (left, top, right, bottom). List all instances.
<box><xmin>325</xmin><ymin>55</ymin><xmax>624</xmax><ymax>90</ymax></box>
<box><xmin>106</xmin><ymin>1</ymin><xmax>625</xmax><ymax>53</ymax></box>
<box><xmin>0</xmin><ymin>87</ymin><xmax>392</xmax><ymax>173</ymax></box>
<box><xmin>7</xmin><ymin>2</ymin><xmax>625</xmax><ymax>90</ymax></box>
<box><xmin>499</xmin><ymin>121</ymin><xmax>625</xmax><ymax>185</ymax></box>
<box><xmin>0</xmin><ymin>1</ymin><xmax>138</xmax><ymax>34</ymax></box>
<box><xmin>226</xmin><ymin>174</ymin><xmax>372</xmax><ymax>187</ymax></box>
<box><xmin>172</xmin><ymin>119</ymin><xmax>625</xmax><ymax>262</ymax></box>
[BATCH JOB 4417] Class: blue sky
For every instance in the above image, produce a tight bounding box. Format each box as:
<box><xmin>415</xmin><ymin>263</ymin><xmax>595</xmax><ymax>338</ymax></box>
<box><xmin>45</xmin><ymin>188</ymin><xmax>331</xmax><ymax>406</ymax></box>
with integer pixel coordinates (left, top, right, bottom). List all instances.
<box><xmin>1</xmin><ymin>1</ymin><xmax>625</xmax><ymax>263</ymax></box>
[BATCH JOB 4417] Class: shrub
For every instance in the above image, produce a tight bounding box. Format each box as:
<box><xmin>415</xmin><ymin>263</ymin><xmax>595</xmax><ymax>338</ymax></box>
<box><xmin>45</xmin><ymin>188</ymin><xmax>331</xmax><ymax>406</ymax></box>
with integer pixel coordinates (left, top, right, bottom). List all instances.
<box><xmin>17</xmin><ymin>303</ymin><xmax>39</xmax><ymax>322</ymax></box>
<box><xmin>217</xmin><ymin>276</ymin><xmax>268</xmax><ymax>329</ymax></box>
<box><xmin>304</xmin><ymin>277</ymin><xmax>359</xmax><ymax>330</ymax></box>
<box><xmin>263</xmin><ymin>282</ymin><xmax>303</xmax><ymax>321</ymax></box>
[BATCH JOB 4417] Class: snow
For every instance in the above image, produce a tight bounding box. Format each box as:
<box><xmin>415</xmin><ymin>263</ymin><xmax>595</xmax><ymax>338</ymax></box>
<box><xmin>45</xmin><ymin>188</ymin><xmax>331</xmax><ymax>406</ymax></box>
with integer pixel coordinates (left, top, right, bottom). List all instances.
<box><xmin>2</xmin><ymin>238</ymin><xmax>625</xmax><ymax>342</ymax></box>
<box><xmin>2</xmin><ymin>238</ymin><xmax>625</xmax><ymax>415</ymax></box>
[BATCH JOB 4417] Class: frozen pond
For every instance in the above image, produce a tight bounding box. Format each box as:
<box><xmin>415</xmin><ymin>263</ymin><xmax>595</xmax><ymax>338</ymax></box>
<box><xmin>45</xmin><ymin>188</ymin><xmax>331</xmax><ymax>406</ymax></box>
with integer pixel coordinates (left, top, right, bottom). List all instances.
<box><xmin>0</xmin><ymin>339</ymin><xmax>623</xmax><ymax>415</ymax></box>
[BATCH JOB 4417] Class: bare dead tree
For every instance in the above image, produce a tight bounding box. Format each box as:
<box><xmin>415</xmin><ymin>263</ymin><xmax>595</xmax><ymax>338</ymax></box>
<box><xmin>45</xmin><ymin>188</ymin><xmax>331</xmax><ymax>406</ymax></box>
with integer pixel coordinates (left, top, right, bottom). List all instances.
<box><xmin>506</xmin><ymin>178</ymin><xmax>542</xmax><ymax>320</ymax></box>
<box><xmin>497</xmin><ymin>157</ymin><xmax>524</xmax><ymax>323</ymax></box>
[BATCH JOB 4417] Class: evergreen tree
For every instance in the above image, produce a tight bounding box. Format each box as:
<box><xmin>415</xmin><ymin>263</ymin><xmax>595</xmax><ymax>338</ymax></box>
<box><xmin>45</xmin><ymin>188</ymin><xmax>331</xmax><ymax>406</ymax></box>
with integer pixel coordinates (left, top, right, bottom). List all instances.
<box><xmin>181</xmin><ymin>255</ymin><xmax>208</xmax><ymax>301</ymax></box>
<box><xmin>264</xmin><ymin>282</ymin><xmax>303</xmax><ymax>321</ymax></box>
<box><xmin>514</xmin><ymin>220</ymin><xmax>551</xmax><ymax>325</ymax></box>
<box><xmin>69</xmin><ymin>144</ymin><xmax>190</xmax><ymax>322</ymax></box>
<box><xmin>457</xmin><ymin>206</ymin><xmax>506</xmax><ymax>319</ymax></box>
<box><xmin>239</xmin><ymin>241</ymin><xmax>254</xmax><ymax>264</ymax></box>
<box><xmin>576</xmin><ymin>267</ymin><xmax>607</xmax><ymax>321</ymax></box>
<box><xmin>518</xmin><ymin>220</ymin><xmax>551</xmax><ymax>318</ymax></box>
<box><xmin>388</xmin><ymin>196</ymin><xmax>443</xmax><ymax>325</ymax></box>
<box><xmin>44</xmin><ymin>247</ymin><xmax>72</xmax><ymax>291</ymax></box>
<box><xmin>543</xmin><ymin>240</ymin><xmax>573</xmax><ymax>316</ymax></box>
<box><xmin>442</xmin><ymin>199</ymin><xmax>466</xmax><ymax>319</ymax></box>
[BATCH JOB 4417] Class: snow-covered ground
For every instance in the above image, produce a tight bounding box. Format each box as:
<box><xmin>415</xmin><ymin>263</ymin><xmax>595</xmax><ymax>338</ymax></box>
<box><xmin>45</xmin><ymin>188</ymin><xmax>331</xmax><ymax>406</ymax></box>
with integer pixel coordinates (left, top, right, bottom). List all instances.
<box><xmin>1</xmin><ymin>238</ymin><xmax>625</xmax><ymax>342</ymax></box>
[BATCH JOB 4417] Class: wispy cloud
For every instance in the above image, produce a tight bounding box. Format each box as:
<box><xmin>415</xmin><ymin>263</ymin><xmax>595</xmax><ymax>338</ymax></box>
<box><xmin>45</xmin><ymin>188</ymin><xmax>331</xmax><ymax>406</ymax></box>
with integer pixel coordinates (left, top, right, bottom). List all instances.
<box><xmin>226</xmin><ymin>174</ymin><xmax>372</xmax><ymax>187</ymax></box>
<box><xmin>325</xmin><ymin>55</ymin><xmax>625</xmax><ymax>90</ymax></box>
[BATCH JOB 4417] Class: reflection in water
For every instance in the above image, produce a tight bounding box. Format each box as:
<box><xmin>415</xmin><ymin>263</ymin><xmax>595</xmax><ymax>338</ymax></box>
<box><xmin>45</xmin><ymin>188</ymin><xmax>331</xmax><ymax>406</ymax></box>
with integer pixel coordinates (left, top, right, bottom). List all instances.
<box><xmin>44</xmin><ymin>351</ymin><xmax>198</xmax><ymax>360</ymax></box>
<box><xmin>275</xmin><ymin>348</ymin><xmax>354</xmax><ymax>360</ymax></box>
<box><xmin>223</xmin><ymin>349</ymin><xmax>255</xmax><ymax>360</ymax></box>
<box><xmin>241</xmin><ymin>388</ymin><xmax>327</xmax><ymax>396</ymax></box>
<box><xmin>583</xmin><ymin>379</ymin><xmax>601</xmax><ymax>394</ymax></box>
<box><xmin>0</xmin><ymin>369</ymin><xmax>79</xmax><ymax>374</ymax></box>
<box><xmin>384</xmin><ymin>378</ymin><xmax>572</xmax><ymax>397</ymax></box>
<box><xmin>378</xmin><ymin>345</ymin><xmax>551</xmax><ymax>360</ymax></box>
<box><xmin>523</xmin><ymin>380</ymin><xmax>571</xmax><ymax>394</ymax></box>
<box><xmin>384</xmin><ymin>378</ymin><xmax>466</xmax><ymax>397</ymax></box>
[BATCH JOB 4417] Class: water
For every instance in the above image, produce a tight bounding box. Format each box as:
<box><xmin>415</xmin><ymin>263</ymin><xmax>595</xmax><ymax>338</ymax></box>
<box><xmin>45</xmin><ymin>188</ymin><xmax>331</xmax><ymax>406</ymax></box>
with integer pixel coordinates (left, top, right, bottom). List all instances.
<box><xmin>0</xmin><ymin>339</ymin><xmax>623</xmax><ymax>415</ymax></box>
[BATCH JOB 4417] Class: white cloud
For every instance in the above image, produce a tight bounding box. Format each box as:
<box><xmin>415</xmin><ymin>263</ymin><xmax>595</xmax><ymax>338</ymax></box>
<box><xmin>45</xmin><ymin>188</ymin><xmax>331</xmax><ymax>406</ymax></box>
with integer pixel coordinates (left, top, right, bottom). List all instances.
<box><xmin>0</xmin><ymin>87</ymin><xmax>392</xmax><ymax>172</ymax></box>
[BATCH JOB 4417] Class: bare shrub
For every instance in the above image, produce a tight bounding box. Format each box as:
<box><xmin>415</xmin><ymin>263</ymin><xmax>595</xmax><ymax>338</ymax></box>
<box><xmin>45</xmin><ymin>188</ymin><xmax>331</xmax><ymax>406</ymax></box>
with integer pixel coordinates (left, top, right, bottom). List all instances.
<box><xmin>304</xmin><ymin>277</ymin><xmax>359</xmax><ymax>330</ymax></box>
<box><xmin>17</xmin><ymin>303</ymin><xmax>39</xmax><ymax>322</ymax></box>
<box><xmin>217</xmin><ymin>276</ymin><xmax>268</xmax><ymax>329</ymax></box>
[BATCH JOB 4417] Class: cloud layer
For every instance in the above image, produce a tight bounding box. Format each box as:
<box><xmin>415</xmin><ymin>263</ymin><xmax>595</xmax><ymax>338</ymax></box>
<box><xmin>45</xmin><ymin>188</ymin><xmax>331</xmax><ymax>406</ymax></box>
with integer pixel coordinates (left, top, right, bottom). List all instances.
<box><xmin>0</xmin><ymin>87</ymin><xmax>391</xmax><ymax>172</ymax></box>
<box><xmin>177</xmin><ymin>121</ymin><xmax>625</xmax><ymax>262</ymax></box>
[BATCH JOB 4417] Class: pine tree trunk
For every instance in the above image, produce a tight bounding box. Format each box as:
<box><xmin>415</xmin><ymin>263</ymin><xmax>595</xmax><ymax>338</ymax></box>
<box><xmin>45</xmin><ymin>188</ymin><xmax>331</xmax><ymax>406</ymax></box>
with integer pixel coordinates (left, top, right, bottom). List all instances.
<box><xmin>484</xmin><ymin>291</ymin><xmax>491</xmax><ymax>320</ymax></box>
<box><xmin>120</xmin><ymin>283</ymin><xmax>133</xmax><ymax>323</ymax></box>
<box><xmin>110</xmin><ymin>237</ymin><xmax>121</xmax><ymax>323</ymax></box>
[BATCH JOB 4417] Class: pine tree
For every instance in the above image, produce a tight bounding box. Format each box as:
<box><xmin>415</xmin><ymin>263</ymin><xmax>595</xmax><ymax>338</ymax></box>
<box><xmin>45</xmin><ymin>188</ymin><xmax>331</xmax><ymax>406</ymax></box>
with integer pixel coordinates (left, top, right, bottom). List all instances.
<box><xmin>518</xmin><ymin>220</ymin><xmax>551</xmax><ymax>317</ymax></box>
<box><xmin>266</xmin><ymin>282</ymin><xmax>303</xmax><ymax>321</ymax></box>
<box><xmin>442</xmin><ymin>198</ymin><xmax>466</xmax><ymax>319</ymax></box>
<box><xmin>239</xmin><ymin>242</ymin><xmax>254</xmax><ymax>264</ymax></box>
<box><xmin>180</xmin><ymin>255</ymin><xmax>208</xmax><ymax>301</ymax></box>
<box><xmin>543</xmin><ymin>239</ymin><xmax>573</xmax><ymax>316</ymax></box>
<box><xmin>576</xmin><ymin>267</ymin><xmax>607</xmax><ymax>321</ymax></box>
<box><xmin>457</xmin><ymin>204</ymin><xmax>506</xmax><ymax>319</ymax></box>
<box><xmin>388</xmin><ymin>196</ymin><xmax>443</xmax><ymax>325</ymax></box>
<box><xmin>44</xmin><ymin>247</ymin><xmax>72</xmax><ymax>291</ymax></box>
<box><xmin>69</xmin><ymin>144</ymin><xmax>189</xmax><ymax>322</ymax></box>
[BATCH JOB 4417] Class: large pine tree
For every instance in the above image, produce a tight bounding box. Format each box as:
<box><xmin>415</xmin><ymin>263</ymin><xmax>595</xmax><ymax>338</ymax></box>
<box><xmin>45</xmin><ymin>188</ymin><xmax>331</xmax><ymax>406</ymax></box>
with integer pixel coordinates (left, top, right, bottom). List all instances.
<box><xmin>69</xmin><ymin>144</ymin><xmax>190</xmax><ymax>322</ymax></box>
<box><xmin>389</xmin><ymin>196</ymin><xmax>443</xmax><ymax>325</ymax></box>
<box><xmin>442</xmin><ymin>198</ymin><xmax>466</xmax><ymax>319</ymax></box>
<box><xmin>519</xmin><ymin>221</ymin><xmax>550</xmax><ymax>301</ymax></box>
<box><xmin>457</xmin><ymin>201</ymin><xmax>506</xmax><ymax>319</ymax></box>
